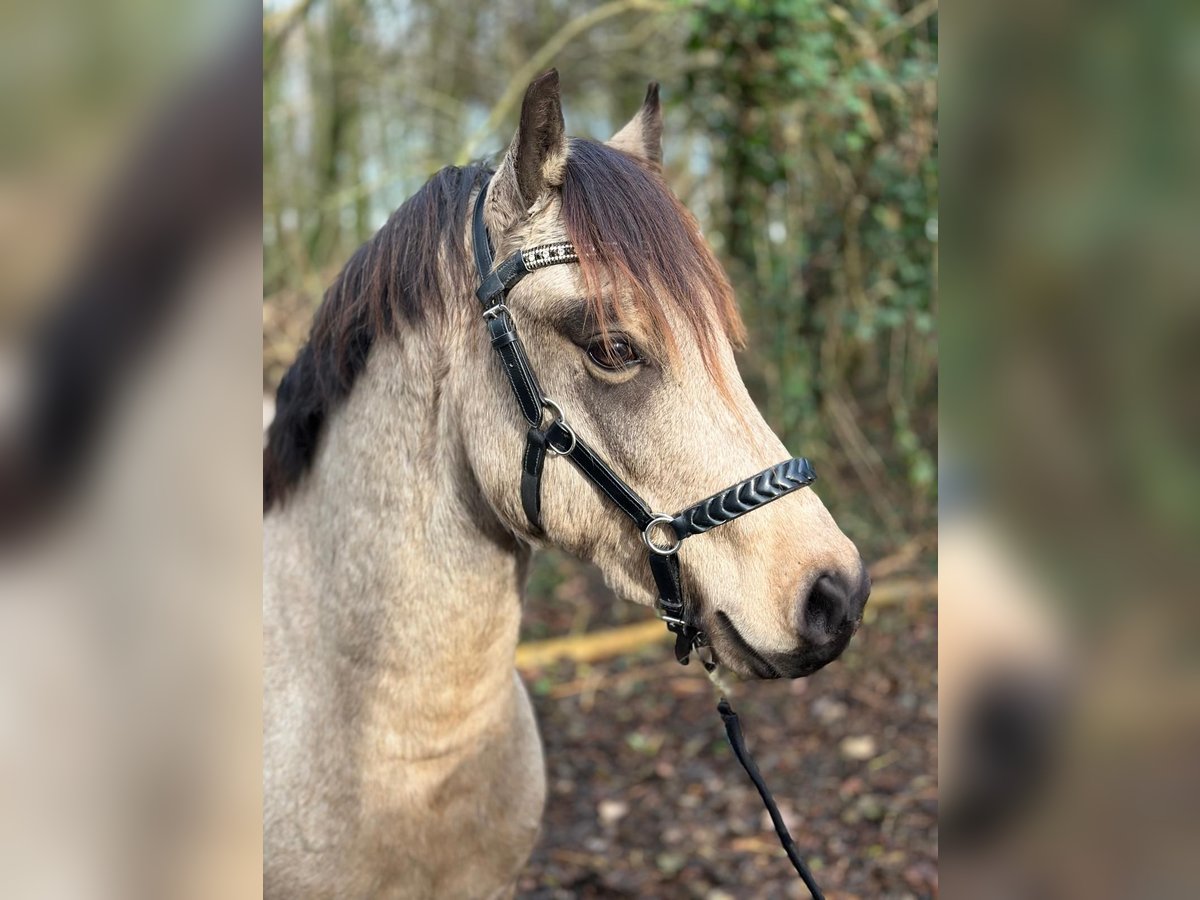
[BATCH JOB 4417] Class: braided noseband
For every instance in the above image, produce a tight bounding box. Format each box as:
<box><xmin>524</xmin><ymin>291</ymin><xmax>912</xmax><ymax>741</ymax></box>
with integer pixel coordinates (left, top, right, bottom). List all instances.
<box><xmin>673</xmin><ymin>457</ymin><xmax>816</xmax><ymax>538</ymax></box>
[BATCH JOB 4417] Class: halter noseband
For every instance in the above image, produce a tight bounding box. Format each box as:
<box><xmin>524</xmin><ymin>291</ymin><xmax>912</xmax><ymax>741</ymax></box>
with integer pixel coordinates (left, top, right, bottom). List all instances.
<box><xmin>470</xmin><ymin>180</ymin><xmax>816</xmax><ymax>666</ymax></box>
<box><xmin>471</xmin><ymin>178</ymin><xmax>828</xmax><ymax>899</ymax></box>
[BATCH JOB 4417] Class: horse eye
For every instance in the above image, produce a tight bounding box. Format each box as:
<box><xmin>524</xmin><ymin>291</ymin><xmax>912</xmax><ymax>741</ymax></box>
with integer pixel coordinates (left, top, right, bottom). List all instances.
<box><xmin>585</xmin><ymin>337</ymin><xmax>641</xmax><ymax>370</ymax></box>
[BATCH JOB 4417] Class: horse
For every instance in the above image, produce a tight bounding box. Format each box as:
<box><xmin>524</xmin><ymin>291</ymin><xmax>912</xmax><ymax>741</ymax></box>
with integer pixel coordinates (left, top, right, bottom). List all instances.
<box><xmin>263</xmin><ymin>69</ymin><xmax>870</xmax><ymax>899</ymax></box>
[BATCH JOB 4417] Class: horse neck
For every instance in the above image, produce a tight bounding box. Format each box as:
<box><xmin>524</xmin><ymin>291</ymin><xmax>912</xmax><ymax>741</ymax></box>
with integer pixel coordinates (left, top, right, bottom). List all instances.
<box><xmin>276</xmin><ymin>322</ymin><xmax>530</xmax><ymax>748</ymax></box>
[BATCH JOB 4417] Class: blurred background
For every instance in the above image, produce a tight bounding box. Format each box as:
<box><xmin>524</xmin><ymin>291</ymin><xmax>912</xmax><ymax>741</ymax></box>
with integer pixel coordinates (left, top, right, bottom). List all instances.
<box><xmin>263</xmin><ymin>1</ymin><xmax>938</xmax><ymax>896</ymax></box>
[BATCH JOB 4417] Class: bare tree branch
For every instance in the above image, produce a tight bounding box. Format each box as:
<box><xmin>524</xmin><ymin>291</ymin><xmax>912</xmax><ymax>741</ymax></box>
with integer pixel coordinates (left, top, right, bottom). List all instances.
<box><xmin>514</xmin><ymin>577</ymin><xmax>935</xmax><ymax>670</ymax></box>
<box><xmin>264</xmin><ymin>0</ymin><xmax>321</xmax><ymax>75</ymax></box>
<box><xmin>878</xmin><ymin>0</ymin><xmax>938</xmax><ymax>47</ymax></box>
<box><xmin>454</xmin><ymin>0</ymin><xmax>668</xmax><ymax>165</ymax></box>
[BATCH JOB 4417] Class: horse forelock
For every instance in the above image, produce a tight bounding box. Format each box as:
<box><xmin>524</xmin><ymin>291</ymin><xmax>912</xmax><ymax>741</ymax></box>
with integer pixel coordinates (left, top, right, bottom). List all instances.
<box><xmin>561</xmin><ymin>138</ymin><xmax>745</xmax><ymax>386</ymax></box>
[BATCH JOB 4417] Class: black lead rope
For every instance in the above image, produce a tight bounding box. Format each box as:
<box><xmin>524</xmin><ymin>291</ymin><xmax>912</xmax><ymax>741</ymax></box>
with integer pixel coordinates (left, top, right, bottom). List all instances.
<box><xmin>718</xmin><ymin>698</ymin><xmax>825</xmax><ymax>899</ymax></box>
<box><xmin>471</xmin><ymin>177</ymin><xmax>824</xmax><ymax>897</ymax></box>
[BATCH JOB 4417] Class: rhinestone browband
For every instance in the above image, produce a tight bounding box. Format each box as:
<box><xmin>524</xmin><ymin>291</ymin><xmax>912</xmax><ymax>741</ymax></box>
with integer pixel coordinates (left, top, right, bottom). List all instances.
<box><xmin>522</xmin><ymin>242</ymin><xmax>578</xmax><ymax>270</ymax></box>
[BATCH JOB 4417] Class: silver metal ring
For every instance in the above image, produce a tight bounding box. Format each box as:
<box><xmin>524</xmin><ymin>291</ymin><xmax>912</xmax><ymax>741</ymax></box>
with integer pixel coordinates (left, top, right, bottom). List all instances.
<box><xmin>540</xmin><ymin>398</ymin><xmax>576</xmax><ymax>455</ymax></box>
<box><xmin>482</xmin><ymin>303</ymin><xmax>509</xmax><ymax>320</ymax></box>
<box><xmin>642</xmin><ymin>514</ymin><xmax>681</xmax><ymax>556</ymax></box>
<box><xmin>540</xmin><ymin>398</ymin><xmax>565</xmax><ymax>425</ymax></box>
<box><xmin>546</xmin><ymin>421</ymin><xmax>577</xmax><ymax>456</ymax></box>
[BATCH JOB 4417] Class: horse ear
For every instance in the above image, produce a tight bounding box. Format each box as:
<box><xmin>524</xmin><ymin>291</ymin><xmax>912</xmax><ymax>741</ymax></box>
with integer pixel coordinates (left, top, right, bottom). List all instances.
<box><xmin>608</xmin><ymin>82</ymin><xmax>663</xmax><ymax>170</ymax></box>
<box><xmin>492</xmin><ymin>69</ymin><xmax>567</xmax><ymax>218</ymax></box>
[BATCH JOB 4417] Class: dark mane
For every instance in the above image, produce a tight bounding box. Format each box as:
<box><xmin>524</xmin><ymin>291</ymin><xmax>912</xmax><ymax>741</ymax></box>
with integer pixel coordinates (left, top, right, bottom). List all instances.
<box><xmin>263</xmin><ymin>164</ymin><xmax>488</xmax><ymax>509</ymax></box>
<box><xmin>265</xmin><ymin>140</ymin><xmax>743</xmax><ymax>509</ymax></box>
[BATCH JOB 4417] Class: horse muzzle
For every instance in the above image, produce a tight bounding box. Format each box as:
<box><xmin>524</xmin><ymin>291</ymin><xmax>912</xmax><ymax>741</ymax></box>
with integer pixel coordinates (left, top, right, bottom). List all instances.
<box><xmin>711</xmin><ymin>565</ymin><xmax>870</xmax><ymax>680</ymax></box>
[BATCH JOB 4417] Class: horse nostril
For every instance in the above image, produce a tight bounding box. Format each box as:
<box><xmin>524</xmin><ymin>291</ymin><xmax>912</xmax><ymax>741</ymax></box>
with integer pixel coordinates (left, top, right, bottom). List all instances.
<box><xmin>798</xmin><ymin>567</ymin><xmax>870</xmax><ymax>645</ymax></box>
<box><xmin>799</xmin><ymin>573</ymin><xmax>847</xmax><ymax>644</ymax></box>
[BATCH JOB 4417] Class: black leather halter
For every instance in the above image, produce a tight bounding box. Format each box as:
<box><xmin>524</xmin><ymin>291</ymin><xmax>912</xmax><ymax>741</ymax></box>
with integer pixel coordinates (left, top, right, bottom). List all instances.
<box><xmin>471</xmin><ymin>182</ymin><xmax>817</xmax><ymax>666</ymax></box>
<box><xmin>471</xmin><ymin>180</ymin><xmax>827</xmax><ymax>899</ymax></box>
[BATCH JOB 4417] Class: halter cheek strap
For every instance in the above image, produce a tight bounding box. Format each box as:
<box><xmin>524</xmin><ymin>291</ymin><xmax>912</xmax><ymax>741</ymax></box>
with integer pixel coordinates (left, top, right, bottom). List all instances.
<box><xmin>472</xmin><ymin>189</ymin><xmax>702</xmax><ymax>658</ymax></box>
<box><xmin>472</xmin><ymin>178</ymin><xmax>825</xmax><ymax>898</ymax></box>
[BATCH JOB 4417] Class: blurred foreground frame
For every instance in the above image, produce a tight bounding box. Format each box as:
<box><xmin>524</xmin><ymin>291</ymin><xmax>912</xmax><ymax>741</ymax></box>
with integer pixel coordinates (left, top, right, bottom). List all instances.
<box><xmin>0</xmin><ymin>24</ymin><xmax>260</xmax><ymax>540</ymax></box>
<box><xmin>0</xmin><ymin>12</ymin><xmax>263</xmax><ymax>900</ymax></box>
<box><xmin>941</xmin><ymin>0</ymin><xmax>1200</xmax><ymax>894</ymax></box>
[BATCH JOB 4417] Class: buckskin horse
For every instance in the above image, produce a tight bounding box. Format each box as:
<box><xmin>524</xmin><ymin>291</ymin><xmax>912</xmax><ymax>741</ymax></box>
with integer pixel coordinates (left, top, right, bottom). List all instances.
<box><xmin>264</xmin><ymin>70</ymin><xmax>869</xmax><ymax>899</ymax></box>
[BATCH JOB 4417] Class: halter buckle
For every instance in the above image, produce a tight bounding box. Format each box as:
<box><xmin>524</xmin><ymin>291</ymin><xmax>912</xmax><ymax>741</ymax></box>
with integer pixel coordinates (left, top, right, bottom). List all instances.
<box><xmin>539</xmin><ymin>398</ymin><xmax>577</xmax><ymax>456</ymax></box>
<box><xmin>482</xmin><ymin>302</ymin><xmax>510</xmax><ymax>321</ymax></box>
<box><xmin>642</xmin><ymin>514</ymin><xmax>681</xmax><ymax>556</ymax></box>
